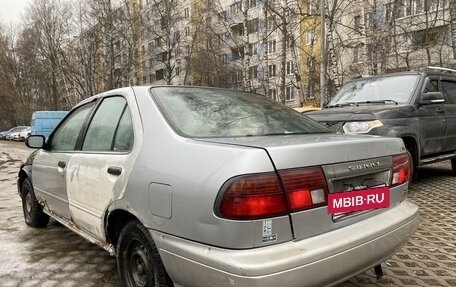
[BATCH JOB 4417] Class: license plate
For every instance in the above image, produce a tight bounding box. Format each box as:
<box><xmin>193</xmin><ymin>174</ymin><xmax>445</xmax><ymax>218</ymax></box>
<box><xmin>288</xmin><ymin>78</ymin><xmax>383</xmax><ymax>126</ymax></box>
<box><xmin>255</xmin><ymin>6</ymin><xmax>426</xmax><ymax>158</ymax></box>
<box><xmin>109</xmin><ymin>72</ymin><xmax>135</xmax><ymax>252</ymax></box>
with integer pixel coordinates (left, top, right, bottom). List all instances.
<box><xmin>327</xmin><ymin>187</ymin><xmax>390</xmax><ymax>214</ymax></box>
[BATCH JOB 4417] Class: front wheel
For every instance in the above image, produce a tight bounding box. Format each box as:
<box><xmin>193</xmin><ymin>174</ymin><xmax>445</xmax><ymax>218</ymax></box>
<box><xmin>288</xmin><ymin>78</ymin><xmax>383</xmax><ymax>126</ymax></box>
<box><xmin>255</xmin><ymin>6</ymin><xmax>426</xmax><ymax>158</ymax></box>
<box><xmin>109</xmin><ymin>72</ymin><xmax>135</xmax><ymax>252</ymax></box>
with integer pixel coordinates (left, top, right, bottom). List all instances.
<box><xmin>21</xmin><ymin>177</ymin><xmax>49</xmax><ymax>227</ymax></box>
<box><xmin>117</xmin><ymin>220</ymin><xmax>172</xmax><ymax>287</ymax></box>
<box><xmin>451</xmin><ymin>158</ymin><xmax>456</xmax><ymax>176</ymax></box>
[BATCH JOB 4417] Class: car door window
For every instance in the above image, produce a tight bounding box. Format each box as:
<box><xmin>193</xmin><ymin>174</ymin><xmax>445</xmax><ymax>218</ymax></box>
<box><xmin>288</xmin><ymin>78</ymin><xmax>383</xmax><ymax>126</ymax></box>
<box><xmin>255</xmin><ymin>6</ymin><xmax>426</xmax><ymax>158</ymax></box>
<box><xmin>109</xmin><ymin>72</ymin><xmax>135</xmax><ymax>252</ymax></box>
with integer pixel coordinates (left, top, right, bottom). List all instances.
<box><xmin>82</xmin><ymin>96</ymin><xmax>127</xmax><ymax>151</ymax></box>
<box><xmin>441</xmin><ymin>81</ymin><xmax>456</xmax><ymax>104</ymax></box>
<box><xmin>113</xmin><ymin>107</ymin><xmax>134</xmax><ymax>151</ymax></box>
<box><xmin>424</xmin><ymin>79</ymin><xmax>439</xmax><ymax>93</ymax></box>
<box><xmin>50</xmin><ymin>103</ymin><xmax>94</xmax><ymax>151</ymax></box>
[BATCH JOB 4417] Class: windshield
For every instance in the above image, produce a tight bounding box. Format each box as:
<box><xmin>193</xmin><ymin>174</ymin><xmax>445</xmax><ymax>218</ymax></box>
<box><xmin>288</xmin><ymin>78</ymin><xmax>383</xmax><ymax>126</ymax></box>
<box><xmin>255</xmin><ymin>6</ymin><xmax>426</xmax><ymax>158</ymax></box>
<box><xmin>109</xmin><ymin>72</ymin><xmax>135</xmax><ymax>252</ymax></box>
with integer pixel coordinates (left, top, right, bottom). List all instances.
<box><xmin>151</xmin><ymin>87</ymin><xmax>330</xmax><ymax>138</ymax></box>
<box><xmin>329</xmin><ymin>75</ymin><xmax>419</xmax><ymax>106</ymax></box>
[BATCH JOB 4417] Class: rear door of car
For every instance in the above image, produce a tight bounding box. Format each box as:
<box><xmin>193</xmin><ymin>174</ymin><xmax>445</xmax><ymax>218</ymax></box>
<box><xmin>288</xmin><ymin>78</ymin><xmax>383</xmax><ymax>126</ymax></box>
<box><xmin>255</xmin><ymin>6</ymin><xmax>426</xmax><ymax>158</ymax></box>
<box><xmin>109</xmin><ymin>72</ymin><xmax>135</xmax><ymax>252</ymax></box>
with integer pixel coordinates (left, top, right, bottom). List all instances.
<box><xmin>418</xmin><ymin>77</ymin><xmax>446</xmax><ymax>155</ymax></box>
<box><xmin>66</xmin><ymin>93</ymin><xmax>136</xmax><ymax>240</ymax></box>
<box><xmin>32</xmin><ymin>102</ymin><xmax>96</xmax><ymax>220</ymax></box>
<box><xmin>440</xmin><ymin>79</ymin><xmax>456</xmax><ymax>152</ymax></box>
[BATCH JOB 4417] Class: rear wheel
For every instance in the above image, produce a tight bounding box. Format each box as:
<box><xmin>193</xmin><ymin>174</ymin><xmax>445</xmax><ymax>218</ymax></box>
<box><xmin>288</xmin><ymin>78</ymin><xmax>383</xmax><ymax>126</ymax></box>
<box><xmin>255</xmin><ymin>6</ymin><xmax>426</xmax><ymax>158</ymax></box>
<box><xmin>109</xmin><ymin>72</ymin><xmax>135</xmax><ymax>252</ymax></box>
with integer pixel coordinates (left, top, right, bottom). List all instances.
<box><xmin>406</xmin><ymin>150</ymin><xmax>418</xmax><ymax>182</ymax></box>
<box><xmin>451</xmin><ymin>158</ymin><xmax>456</xmax><ymax>176</ymax></box>
<box><xmin>117</xmin><ymin>220</ymin><xmax>172</xmax><ymax>287</ymax></box>
<box><xmin>21</xmin><ymin>177</ymin><xmax>49</xmax><ymax>227</ymax></box>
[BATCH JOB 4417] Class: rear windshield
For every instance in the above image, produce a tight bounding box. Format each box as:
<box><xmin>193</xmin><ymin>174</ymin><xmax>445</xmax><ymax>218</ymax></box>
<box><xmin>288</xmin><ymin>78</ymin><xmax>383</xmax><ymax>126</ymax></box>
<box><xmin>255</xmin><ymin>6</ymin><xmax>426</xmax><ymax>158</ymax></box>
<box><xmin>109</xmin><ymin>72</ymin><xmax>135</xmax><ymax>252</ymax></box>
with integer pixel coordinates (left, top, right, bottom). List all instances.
<box><xmin>329</xmin><ymin>75</ymin><xmax>420</xmax><ymax>105</ymax></box>
<box><xmin>151</xmin><ymin>87</ymin><xmax>329</xmax><ymax>138</ymax></box>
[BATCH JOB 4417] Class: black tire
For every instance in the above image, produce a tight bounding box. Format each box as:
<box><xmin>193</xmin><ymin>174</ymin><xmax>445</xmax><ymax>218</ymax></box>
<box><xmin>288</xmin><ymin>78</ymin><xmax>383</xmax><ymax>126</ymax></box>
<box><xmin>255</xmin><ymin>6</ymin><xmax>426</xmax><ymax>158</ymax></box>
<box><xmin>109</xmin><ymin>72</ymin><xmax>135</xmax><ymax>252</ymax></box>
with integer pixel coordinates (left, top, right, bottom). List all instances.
<box><xmin>117</xmin><ymin>220</ymin><xmax>172</xmax><ymax>287</ymax></box>
<box><xmin>21</xmin><ymin>177</ymin><xmax>49</xmax><ymax>227</ymax></box>
<box><xmin>407</xmin><ymin>150</ymin><xmax>418</xmax><ymax>182</ymax></box>
<box><xmin>451</xmin><ymin>158</ymin><xmax>456</xmax><ymax>176</ymax></box>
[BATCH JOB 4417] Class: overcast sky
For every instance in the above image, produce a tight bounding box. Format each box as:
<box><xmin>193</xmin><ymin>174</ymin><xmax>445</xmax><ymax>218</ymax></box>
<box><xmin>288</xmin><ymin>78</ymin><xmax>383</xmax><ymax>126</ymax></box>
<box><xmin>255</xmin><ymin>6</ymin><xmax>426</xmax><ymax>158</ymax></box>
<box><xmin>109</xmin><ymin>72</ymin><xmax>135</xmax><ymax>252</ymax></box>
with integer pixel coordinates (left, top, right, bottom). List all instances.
<box><xmin>0</xmin><ymin>0</ymin><xmax>30</xmax><ymax>26</ymax></box>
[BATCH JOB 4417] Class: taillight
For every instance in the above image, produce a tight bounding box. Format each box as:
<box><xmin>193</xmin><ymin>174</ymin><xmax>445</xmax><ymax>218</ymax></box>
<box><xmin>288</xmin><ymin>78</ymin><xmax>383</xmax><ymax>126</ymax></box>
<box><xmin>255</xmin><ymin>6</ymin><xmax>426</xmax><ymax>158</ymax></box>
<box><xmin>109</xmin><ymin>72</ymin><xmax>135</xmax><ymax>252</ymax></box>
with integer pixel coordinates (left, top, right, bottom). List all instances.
<box><xmin>391</xmin><ymin>153</ymin><xmax>410</xmax><ymax>186</ymax></box>
<box><xmin>217</xmin><ymin>173</ymin><xmax>288</xmax><ymax>219</ymax></box>
<box><xmin>279</xmin><ymin>167</ymin><xmax>328</xmax><ymax>212</ymax></box>
<box><xmin>217</xmin><ymin>167</ymin><xmax>329</xmax><ymax>220</ymax></box>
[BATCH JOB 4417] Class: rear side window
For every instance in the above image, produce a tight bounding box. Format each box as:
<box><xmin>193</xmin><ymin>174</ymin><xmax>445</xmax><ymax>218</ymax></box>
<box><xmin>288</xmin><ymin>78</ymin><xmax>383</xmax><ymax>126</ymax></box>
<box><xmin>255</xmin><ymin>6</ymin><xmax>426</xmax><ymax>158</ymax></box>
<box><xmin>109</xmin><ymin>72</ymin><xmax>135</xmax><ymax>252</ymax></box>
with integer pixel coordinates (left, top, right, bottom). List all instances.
<box><xmin>82</xmin><ymin>97</ymin><xmax>133</xmax><ymax>152</ymax></box>
<box><xmin>441</xmin><ymin>81</ymin><xmax>456</xmax><ymax>104</ymax></box>
<box><xmin>113</xmin><ymin>108</ymin><xmax>134</xmax><ymax>151</ymax></box>
<box><xmin>50</xmin><ymin>103</ymin><xmax>94</xmax><ymax>151</ymax></box>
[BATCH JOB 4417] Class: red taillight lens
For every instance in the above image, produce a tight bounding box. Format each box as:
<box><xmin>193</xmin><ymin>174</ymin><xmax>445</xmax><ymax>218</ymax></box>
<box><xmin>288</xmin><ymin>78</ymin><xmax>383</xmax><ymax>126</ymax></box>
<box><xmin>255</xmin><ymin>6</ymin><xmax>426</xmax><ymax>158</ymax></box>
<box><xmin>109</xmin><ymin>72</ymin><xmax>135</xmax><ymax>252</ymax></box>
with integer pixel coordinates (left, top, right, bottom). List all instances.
<box><xmin>218</xmin><ymin>173</ymin><xmax>288</xmax><ymax>219</ymax></box>
<box><xmin>279</xmin><ymin>167</ymin><xmax>328</xmax><ymax>212</ymax></box>
<box><xmin>391</xmin><ymin>153</ymin><xmax>410</xmax><ymax>186</ymax></box>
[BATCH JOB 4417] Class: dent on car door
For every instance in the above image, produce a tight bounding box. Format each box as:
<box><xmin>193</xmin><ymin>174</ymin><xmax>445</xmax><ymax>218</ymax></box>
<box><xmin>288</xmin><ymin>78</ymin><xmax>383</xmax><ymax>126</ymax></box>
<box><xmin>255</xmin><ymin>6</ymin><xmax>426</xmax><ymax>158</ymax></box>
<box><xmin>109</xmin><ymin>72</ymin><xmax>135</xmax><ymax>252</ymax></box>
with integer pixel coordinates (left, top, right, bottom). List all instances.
<box><xmin>441</xmin><ymin>80</ymin><xmax>456</xmax><ymax>152</ymax></box>
<box><xmin>419</xmin><ymin>79</ymin><xmax>445</xmax><ymax>155</ymax></box>
<box><xmin>32</xmin><ymin>103</ymin><xmax>95</xmax><ymax>220</ymax></box>
<box><xmin>67</xmin><ymin>96</ymin><xmax>134</xmax><ymax>239</ymax></box>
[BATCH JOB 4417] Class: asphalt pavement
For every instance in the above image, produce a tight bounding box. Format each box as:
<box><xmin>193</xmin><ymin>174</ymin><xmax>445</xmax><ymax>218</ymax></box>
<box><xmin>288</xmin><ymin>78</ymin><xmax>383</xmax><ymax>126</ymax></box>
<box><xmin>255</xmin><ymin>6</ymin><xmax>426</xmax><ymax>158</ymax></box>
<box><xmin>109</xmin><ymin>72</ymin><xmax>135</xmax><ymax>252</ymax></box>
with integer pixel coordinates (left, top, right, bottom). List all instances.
<box><xmin>1</xmin><ymin>140</ymin><xmax>455</xmax><ymax>287</ymax></box>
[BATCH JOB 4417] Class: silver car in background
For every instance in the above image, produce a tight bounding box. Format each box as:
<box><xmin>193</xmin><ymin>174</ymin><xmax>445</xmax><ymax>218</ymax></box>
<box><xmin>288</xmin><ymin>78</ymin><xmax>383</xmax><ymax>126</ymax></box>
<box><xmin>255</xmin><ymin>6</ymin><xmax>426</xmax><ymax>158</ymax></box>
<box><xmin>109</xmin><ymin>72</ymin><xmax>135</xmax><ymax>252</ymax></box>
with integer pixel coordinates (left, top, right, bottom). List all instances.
<box><xmin>18</xmin><ymin>86</ymin><xmax>418</xmax><ymax>287</ymax></box>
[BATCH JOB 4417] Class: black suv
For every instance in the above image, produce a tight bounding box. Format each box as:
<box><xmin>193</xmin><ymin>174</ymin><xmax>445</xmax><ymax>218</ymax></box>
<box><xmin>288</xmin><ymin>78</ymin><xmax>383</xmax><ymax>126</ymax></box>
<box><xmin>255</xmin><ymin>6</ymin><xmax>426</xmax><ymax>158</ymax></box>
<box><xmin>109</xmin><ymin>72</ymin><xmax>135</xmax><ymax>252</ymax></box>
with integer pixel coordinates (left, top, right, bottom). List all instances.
<box><xmin>307</xmin><ymin>67</ymin><xmax>456</xmax><ymax>180</ymax></box>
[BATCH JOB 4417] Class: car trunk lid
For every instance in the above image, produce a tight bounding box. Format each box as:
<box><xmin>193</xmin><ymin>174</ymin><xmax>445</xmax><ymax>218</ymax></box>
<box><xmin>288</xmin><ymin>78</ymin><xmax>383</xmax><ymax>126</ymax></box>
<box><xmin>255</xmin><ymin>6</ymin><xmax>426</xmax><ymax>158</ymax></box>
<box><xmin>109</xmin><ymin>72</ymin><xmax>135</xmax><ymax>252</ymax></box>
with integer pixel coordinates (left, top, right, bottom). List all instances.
<box><xmin>199</xmin><ymin>134</ymin><xmax>408</xmax><ymax>241</ymax></box>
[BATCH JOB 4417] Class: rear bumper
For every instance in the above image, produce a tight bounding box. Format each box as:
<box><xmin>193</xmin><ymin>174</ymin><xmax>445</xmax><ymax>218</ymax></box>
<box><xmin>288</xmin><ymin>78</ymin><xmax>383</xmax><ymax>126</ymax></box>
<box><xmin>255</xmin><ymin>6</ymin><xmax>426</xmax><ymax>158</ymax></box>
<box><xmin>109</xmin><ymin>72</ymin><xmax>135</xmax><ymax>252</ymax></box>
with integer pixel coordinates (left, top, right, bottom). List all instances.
<box><xmin>152</xmin><ymin>200</ymin><xmax>418</xmax><ymax>287</ymax></box>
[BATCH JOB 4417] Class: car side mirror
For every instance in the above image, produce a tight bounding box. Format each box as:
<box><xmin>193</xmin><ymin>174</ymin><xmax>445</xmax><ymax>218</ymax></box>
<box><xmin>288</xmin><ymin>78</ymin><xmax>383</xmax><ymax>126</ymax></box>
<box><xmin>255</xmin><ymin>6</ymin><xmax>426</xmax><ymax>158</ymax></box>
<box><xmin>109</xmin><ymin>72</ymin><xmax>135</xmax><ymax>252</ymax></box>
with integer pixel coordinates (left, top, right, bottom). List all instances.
<box><xmin>418</xmin><ymin>92</ymin><xmax>444</xmax><ymax>105</ymax></box>
<box><xmin>26</xmin><ymin>135</ymin><xmax>45</xmax><ymax>149</ymax></box>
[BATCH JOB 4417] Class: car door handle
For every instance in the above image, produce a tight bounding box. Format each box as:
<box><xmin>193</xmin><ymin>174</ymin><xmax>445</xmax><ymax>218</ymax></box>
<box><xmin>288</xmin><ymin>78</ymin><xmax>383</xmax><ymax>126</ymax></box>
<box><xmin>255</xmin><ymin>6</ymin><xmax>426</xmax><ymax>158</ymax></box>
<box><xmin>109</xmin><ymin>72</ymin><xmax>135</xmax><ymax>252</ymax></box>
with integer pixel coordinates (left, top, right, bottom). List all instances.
<box><xmin>107</xmin><ymin>166</ymin><xmax>122</xmax><ymax>176</ymax></box>
<box><xmin>58</xmin><ymin>161</ymin><xmax>66</xmax><ymax>168</ymax></box>
<box><xmin>436</xmin><ymin>108</ymin><xmax>444</xmax><ymax>113</ymax></box>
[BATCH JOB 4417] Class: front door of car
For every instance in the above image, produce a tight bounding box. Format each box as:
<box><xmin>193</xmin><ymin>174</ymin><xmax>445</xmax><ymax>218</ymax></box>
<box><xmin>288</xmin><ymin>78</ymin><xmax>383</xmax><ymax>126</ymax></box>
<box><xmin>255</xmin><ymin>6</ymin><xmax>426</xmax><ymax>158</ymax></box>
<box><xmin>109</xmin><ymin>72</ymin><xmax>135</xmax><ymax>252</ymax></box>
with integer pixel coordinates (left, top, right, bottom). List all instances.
<box><xmin>419</xmin><ymin>78</ymin><xmax>446</xmax><ymax>156</ymax></box>
<box><xmin>441</xmin><ymin>80</ymin><xmax>456</xmax><ymax>152</ymax></box>
<box><xmin>66</xmin><ymin>96</ymin><xmax>135</xmax><ymax>240</ymax></box>
<box><xmin>32</xmin><ymin>103</ymin><xmax>95</xmax><ymax>220</ymax></box>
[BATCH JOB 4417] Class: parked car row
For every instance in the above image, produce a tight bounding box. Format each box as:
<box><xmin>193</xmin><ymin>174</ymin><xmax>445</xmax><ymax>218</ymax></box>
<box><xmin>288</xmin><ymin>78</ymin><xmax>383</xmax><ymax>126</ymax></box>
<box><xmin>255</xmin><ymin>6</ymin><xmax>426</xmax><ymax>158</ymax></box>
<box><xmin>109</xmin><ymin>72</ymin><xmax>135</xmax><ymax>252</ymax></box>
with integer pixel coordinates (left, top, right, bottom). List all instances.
<box><xmin>0</xmin><ymin>126</ymin><xmax>31</xmax><ymax>141</ymax></box>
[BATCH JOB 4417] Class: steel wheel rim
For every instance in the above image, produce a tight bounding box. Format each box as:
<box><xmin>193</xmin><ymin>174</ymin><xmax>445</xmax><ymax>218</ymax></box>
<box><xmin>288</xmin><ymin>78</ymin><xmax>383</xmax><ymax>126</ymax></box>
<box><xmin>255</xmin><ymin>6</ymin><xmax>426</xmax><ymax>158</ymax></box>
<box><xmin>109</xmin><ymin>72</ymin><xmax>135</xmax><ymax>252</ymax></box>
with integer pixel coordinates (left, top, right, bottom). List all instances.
<box><xmin>25</xmin><ymin>191</ymin><xmax>32</xmax><ymax>215</ymax></box>
<box><xmin>125</xmin><ymin>240</ymin><xmax>152</xmax><ymax>287</ymax></box>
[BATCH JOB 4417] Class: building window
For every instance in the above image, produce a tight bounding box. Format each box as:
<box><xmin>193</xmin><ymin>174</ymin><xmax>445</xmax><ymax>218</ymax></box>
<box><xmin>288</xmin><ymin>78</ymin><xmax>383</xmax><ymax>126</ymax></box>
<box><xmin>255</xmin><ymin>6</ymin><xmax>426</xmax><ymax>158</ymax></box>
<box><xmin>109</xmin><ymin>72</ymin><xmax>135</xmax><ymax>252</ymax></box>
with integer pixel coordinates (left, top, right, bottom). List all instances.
<box><xmin>218</xmin><ymin>11</ymin><xmax>227</xmax><ymax>23</ymax></box>
<box><xmin>184</xmin><ymin>7</ymin><xmax>189</xmax><ymax>18</ymax></box>
<box><xmin>354</xmin><ymin>15</ymin><xmax>361</xmax><ymax>31</ymax></box>
<box><xmin>249</xmin><ymin>42</ymin><xmax>258</xmax><ymax>55</ymax></box>
<box><xmin>230</xmin><ymin>2</ymin><xmax>242</xmax><ymax>15</ymax></box>
<box><xmin>142</xmin><ymin>60</ymin><xmax>146</xmax><ymax>69</ymax></box>
<box><xmin>249</xmin><ymin>65</ymin><xmax>258</xmax><ymax>79</ymax></box>
<box><xmin>306</xmin><ymin>31</ymin><xmax>314</xmax><ymax>45</ymax></box>
<box><xmin>156</xmin><ymin>69</ymin><xmax>164</xmax><ymax>81</ymax></box>
<box><xmin>353</xmin><ymin>47</ymin><xmax>361</xmax><ymax>63</ymax></box>
<box><xmin>415</xmin><ymin>0</ymin><xmax>424</xmax><ymax>14</ymax></box>
<box><xmin>286</xmin><ymin>86</ymin><xmax>294</xmax><ymax>101</ymax></box>
<box><xmin>175</xmin><ymin>67</ymin><xmax>181</xmax><ymax>76</ymax></box>
<box><xmin>286</xmin><ymin>35</ymin><xmax>295</xmax><ymax>49</ymax></box>
<box><xmin>149</xmin><ymin>74</ymin><xmax>155</xmax><ymax>82</ymax></box>
<box><xmin>307</xmin><ymin>3</ymin><xmax>317</xmax><ymax>15</ymax></box>
<box><xmin>142</xmin><ymin>75</ymin><xmax>147</xmax><ymax>84</ymax></box>
<box><xmin>306</xmin><ymin>57</ymin><xmax>314</xmax><ymax>71</ymax></box>
<box><xmin>249</xmin><ymin>0</ymin><xmax>257</xmax><ymax>8</ymax></box>
<box><xmin>268</xmin><ymin>64</ymin><xmax>277</xmax><ymax>77</ymax></box>
<box><xmin>267</xmin><ymin>15</ymin><xmax>276</xmax><ymax>30</ymax></box>
<box><xmin>247</xmin><ymin>18</ymin><xmax>259</xmax><ymax>34</ymax></box>
<box><xmin>267</xmin><ymin>40</ymin><xmax>276</xmax><ymax>54</ymax></box>
<box><xmin>160</xmin><ymin>17</ymin><xmax>167</xmax><ymax>29</ymax></box>
<box><xmin>185</xmin><ymin>27</ymin><xmax>190</xmax><ymax>37</ymax></box>
<box><xmin>286</xmin><ymin>61</ymin><xmax>294</xmax><ymax>75</ymax></box>
<box><xmin>269</xmin><ymin>89</ymin><xmax>277</xmax><ymax>100</ymax></box>
<box><xmin>308</xmin><ymin>84</ymin><xmax>315</xmax><ymax>99</ymax></box>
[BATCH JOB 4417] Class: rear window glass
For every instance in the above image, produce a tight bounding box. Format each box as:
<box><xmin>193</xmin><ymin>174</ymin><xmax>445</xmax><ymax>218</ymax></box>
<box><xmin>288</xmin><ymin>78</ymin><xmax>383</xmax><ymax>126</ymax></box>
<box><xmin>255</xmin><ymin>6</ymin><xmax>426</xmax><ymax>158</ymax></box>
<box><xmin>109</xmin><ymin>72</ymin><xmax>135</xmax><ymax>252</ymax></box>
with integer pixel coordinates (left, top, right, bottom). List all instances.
<box><xmin>151</xmin><ymin>87</ymin><xmax>329</xmax><ymax>138</ymax></box>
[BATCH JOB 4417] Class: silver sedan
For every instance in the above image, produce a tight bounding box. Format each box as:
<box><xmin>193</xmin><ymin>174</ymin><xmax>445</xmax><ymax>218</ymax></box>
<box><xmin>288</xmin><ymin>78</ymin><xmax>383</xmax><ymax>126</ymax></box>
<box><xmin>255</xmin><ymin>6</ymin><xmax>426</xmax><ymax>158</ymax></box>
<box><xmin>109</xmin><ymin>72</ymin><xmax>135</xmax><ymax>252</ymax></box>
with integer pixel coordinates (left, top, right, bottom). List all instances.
<box><xmin>18</xmin><ymin>86</ymin><xmax>418</xmax><ymax>287</ymax></box>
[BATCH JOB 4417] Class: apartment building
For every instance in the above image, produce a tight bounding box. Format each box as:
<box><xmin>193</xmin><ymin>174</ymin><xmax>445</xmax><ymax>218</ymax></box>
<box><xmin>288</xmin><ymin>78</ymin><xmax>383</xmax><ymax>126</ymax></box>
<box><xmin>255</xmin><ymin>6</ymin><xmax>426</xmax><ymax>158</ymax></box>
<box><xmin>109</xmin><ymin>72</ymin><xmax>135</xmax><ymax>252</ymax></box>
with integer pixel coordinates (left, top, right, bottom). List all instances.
<box><xmin>135</xmin><ymin>0</ymin><xmax>322</xmax><ymax>107</ymax></box>
<box><xmin>328</xmin><ymin>0</ymin><xmax>454</xmax><ymax>87</ymax></box>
